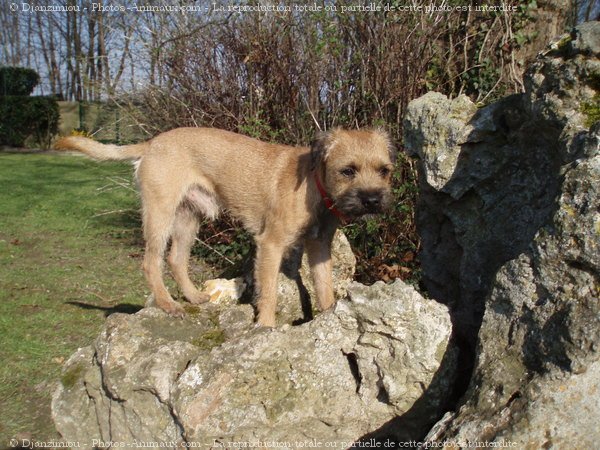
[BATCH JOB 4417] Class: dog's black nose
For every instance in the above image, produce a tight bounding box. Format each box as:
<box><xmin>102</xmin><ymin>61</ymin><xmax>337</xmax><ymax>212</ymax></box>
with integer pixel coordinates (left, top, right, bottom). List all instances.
<box><xmin>360</xmin><ymin>193</ymin><xmax>382</xmax><ymax>210</ymax></box>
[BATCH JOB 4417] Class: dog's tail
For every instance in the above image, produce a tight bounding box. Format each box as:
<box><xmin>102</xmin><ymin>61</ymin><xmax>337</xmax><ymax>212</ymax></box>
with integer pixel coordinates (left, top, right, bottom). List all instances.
<box><xmin>54</xmin><ymin>136</ymin><xmax>148</xmax><ymax>161</ymax></box>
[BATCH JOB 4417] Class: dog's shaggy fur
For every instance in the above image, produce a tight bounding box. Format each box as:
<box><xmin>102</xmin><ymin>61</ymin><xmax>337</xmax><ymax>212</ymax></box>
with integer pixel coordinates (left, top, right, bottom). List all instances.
<box><xmin>55</xmin><ymin>128</ymin><xmax>394</xmax><ymax>326</ymax></box>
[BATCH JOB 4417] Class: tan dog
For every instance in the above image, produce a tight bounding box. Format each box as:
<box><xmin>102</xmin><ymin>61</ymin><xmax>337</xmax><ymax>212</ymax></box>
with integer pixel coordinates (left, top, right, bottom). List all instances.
<box><xmin>55</xmin><ymin>128</ymin><xmax>394</xmax><ymax>327</ymax></box>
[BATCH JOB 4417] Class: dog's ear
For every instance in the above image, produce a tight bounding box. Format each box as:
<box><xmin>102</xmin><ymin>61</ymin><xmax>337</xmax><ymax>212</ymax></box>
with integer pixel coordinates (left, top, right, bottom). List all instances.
<box><xmin>310</xmin><ymin>131</ymin><xmax>331</xmax><ymax>170</ymax></box>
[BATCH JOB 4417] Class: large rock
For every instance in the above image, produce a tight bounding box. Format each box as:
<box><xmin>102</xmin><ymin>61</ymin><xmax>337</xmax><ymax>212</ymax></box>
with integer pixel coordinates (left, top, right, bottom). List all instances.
<box><xmin>425</xmin><ymin>150</ymin><xmax>600</xmax><ymax>446</ymax></box>
<box><xmin>404</xmin><ymin>22</ymin><xmax>600</xmax><ymax>347</ymax></box>
<box><xmin>404</xmin><ymin>91</ymin><xmax>568</xmax><ymax>346</ymax></box>
<box><xmin>52</xmin><ymin>280</ymin><xmax>457</xmax><ymax>447</ymax></box>
<box><xmin>405</xmin><ymin>22</ymin><xmax>600</xmax><ymax>444</ymax></box>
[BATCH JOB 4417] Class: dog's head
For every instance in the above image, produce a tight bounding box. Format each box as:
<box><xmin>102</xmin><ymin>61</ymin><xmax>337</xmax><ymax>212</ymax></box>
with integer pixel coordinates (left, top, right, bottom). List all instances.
<box><xmin>311</xmin><ymin>128</ymin><xmax>395</xmax><ymax>218</ymax></box>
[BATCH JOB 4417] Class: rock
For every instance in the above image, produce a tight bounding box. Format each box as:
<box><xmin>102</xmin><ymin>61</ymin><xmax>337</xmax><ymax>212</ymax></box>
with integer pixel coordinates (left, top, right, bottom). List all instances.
<box><xmin>404</xmin><ymin>21</ymin><xmax>600</xmax><ymax>445</ymax></box>
<box><xmin>404</xmin><ymin>89</ymin><xmax>568</xmax><ymax>346</ymax></box>
<box><xmin>424</xmin><ymin>149</ymin><xmax>600</xmax><ymax>446</ymax></box>
<box><xmin>570</xmin><ymin>20</ymin><xmax>600</xmax><ymax>56</ymax></box>
<box><xmin>403</xmin><ymin>92</ymin><xmax>478</xmax><ymax>197</ymax></box>
<box><xmin>202</xmin><ymin>278</ymin><xmax>247</xmax><ymax>305</ymax></box>
<box><xmin>52</xmin><ymin>280</ymin><xmax>457</xmax><ymax>447</ymax></box>
<box><xmin>403</xmin><ymin>21</ymin><xmax>599</xmax><ymax>348</ymax></box>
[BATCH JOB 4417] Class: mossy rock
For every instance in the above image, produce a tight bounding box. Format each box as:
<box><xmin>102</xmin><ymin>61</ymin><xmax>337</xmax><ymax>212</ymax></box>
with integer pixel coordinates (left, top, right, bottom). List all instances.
<box><xmin>581</xmin><ymin>94</ymin><xmax>600</xmax><ymax>128</ymax></box>
<box><xmin>191</xmin><ymin>329</ymin><xmax>226</xmax><ymax>350</ymax></box>
<box><xmin>61</xmin><ymin>363</ymin><xmax>85</xmax><ymax>389</ymax></box>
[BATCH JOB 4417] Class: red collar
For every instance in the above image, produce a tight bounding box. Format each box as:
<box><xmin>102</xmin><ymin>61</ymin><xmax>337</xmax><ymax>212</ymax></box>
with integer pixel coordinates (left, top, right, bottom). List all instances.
<box><xmin>314</xmin><ymin>171</ymin><xmax>348</xmax><ymax>222</ymax></box>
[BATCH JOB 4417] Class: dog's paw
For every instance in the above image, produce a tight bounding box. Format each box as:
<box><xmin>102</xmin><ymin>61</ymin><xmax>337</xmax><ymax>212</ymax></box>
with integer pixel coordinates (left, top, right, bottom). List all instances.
<box><xmin>186</xmin><ymin>291</ymin><xmax>211</xmax><ymax>305</ymax></box>
<box><xmin>161</xmin><ymin>301</ymin><xmax>186</xmax><ymax>318</ymax></box>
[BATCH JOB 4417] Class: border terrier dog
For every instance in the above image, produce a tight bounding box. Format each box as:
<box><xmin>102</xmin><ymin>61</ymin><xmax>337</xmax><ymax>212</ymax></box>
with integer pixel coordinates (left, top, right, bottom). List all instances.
<box><xmin>55</xmin><ymin>128</ymin><xmax>394</xmax><ymax>327</ymax></box>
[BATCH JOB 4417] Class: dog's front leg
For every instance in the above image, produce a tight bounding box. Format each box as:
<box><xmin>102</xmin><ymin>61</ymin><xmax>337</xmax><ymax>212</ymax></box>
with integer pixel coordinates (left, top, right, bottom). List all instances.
<box><xmin>305</xmin><ymin>227</ymin><xmax>337</xmax><ymax>311</ymax></box>
<box><xmin>254</xmin><ymin>238</ymin><xmax>286</xmax><ymax>327</ymax></box>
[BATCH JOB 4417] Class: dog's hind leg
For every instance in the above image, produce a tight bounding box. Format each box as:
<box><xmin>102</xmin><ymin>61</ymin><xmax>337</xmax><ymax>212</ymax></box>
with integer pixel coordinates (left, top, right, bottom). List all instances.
<box><xmin>168</xmin><ymin>207</ymin><xmax>210</xmax><ymax>305</ymax></box>
<box><xmin>140</xmin><ymin>186</ymin><xmax>186</xmax><ymax>317</ymax></box>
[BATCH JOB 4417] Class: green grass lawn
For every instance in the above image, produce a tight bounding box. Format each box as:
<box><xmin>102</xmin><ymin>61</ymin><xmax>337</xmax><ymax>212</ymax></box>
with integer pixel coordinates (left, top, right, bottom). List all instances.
<box><xmin>0</xmin><ymin>152</ymin><xmax>151</xmax><ymax>443</ymax></box>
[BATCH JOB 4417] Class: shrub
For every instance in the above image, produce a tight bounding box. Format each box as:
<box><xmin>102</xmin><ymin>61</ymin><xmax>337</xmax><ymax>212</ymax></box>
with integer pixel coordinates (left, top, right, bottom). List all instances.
<box><xmin>113</xmin><ymin>6</ymin><xmax>564</xmax><ymax>284</ymax></box>
<box><xmin>0</xmin><ymin>67</ymin><xmax>40</xmax><ymax>97</ymax></box>
<box><xmin>0</xmin><ymin>96</ymin><xmax>59</xmax><ymax>148</ymax></box>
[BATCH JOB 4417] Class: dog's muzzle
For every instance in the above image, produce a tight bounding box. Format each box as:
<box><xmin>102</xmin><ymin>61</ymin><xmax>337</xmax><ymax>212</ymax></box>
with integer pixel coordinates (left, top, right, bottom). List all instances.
<box><xmin>359</xmin><ymin>191</ymin><xmax>384</xmax><ymax>213</ymax></box>
<box><xmin>338</xmin><ymin>189</ymin><xmax>390</xmax><ymax>216</ymax></box>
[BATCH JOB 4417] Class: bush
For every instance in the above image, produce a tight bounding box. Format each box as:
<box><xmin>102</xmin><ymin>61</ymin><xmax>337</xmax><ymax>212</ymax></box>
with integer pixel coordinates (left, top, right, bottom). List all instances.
<box><xmin>0</xmin><ymin>96</ymin><xmax>59</xmax><ymax>148</ymax></box>
<box><xmin>0</xmin><ymin>67</ymin><xmax>40</xmax><ymax>97</ymax></box>
<box><xmin>113</xmin><ymin>6</ymin><xmax>561</xmax><ymax>284</ymax></box>
<box><xmin>0</xmin><ymin>67</ymin><xmax>57</xmax><ymax>148</ymax></box>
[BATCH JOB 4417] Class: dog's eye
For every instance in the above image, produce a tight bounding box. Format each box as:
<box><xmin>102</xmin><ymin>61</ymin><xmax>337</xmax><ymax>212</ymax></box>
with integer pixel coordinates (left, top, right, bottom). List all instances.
<box><xmin>341</xmin><ymin>166</ymin><xmax>357</xmax><ymax>178</ymax></box>
<box><xmin>379</xmin><ymin>167</ymin><xmax>391</xmax><ymax>177</ymax></box>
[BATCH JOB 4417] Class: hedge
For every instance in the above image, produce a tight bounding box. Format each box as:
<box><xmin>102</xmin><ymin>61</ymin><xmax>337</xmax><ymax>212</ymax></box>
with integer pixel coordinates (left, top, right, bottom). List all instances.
<box><xmin>0</xmin><ymin>96</ymin><xmax>59</xmax><ymax>148</ymax></box>
<box><xmin>0</xmin><ymin>67</ymin><xmax>40</xmax><ymax>97</ymax></box>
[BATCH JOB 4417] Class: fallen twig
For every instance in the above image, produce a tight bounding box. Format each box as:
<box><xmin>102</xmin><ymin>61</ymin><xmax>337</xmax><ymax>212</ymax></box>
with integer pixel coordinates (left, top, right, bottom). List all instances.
<box><xmin>194</xmin><ymin>237</ymin><xmax>236</xmax><ymax>266</ymax></box>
